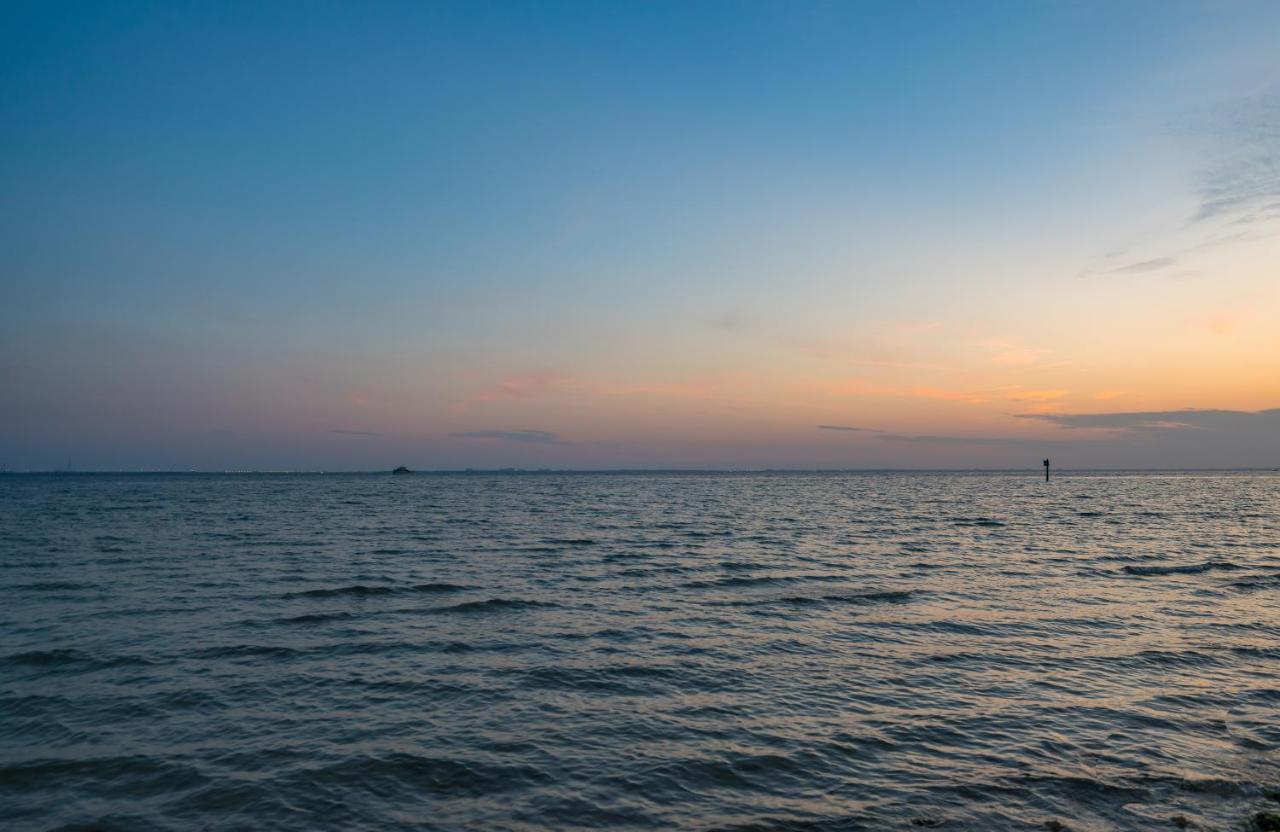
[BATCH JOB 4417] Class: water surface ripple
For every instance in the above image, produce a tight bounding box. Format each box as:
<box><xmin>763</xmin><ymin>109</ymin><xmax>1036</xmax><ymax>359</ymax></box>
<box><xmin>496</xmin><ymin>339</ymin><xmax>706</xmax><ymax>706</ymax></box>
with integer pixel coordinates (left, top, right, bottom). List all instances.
<box><xmin>2</xmin><ymin>472</ymin><xmax>1278</xmax><ymax>830</ymax></box>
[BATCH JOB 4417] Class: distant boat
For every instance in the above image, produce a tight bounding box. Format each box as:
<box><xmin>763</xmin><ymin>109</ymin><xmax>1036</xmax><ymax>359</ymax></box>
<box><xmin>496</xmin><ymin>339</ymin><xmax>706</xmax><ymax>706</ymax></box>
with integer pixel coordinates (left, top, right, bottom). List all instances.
<box><xmin>391</xmin><ymin>466</ymin><xmax>412</xmax><ymax>475</ymax></box>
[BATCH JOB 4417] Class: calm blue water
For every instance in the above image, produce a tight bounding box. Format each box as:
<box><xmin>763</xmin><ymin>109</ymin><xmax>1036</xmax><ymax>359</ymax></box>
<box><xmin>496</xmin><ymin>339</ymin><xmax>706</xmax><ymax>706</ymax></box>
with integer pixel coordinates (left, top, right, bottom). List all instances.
<box><xmin>2</xmin><ymin>472</ymin><xmax>1279</xmax><ymax>831</ymax></box>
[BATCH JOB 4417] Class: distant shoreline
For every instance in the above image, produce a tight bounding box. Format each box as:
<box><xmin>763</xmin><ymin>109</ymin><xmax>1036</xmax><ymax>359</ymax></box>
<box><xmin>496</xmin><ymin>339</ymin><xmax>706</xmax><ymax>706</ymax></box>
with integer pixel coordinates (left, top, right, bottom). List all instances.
<box><xmin>3</xmin><ymin>468</ymin><xmax>1278</xmax><ymax>476</ymax></box>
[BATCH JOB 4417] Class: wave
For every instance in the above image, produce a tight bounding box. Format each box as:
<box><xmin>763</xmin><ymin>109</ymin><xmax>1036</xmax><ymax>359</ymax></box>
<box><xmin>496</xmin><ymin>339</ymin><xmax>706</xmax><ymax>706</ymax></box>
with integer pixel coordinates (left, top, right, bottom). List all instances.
<box><xmin>7</xmin><ymin>472</ymin><xmax>1280</xmax><ymax>832</ymax></box>
<box><xmin>4</xmin><ymin>648</ymin><xmax>89</xmax><ymax>667</ymax></box>
<box><xmin>1</xmin><ymin>649</ymin><xmax>152</xmax><ymax>671</ymax></box>
<box><xmin>430</xmin><ymin>598</ymin><xmax>558</xmax><ymax>614</ymax></box>
<box><xmin>788</xmin><ymin>589</ymin><xmax>916</xmax><ymax>606</ymax></box>
<box><xmin>285</xmin><ymin>584</ymin><xmax>392</xmax><ymax>598</ymax></box>
<box><xmin>1229</xmin><ymin>576</ymin><xmax>1280</xmax><ymax>591</ymax></box>
<box><xmin>295</xmin><ymin>752</ymin><xmax>550</xmax><ymax>797</ymax></box>
<box><xmin>188</xmin><ymin>644</ymin><xmax>305</xmax><ymax>660</ymax></box>
<box><xmin>1121</xmin><ymin>649</ymin><xmax>1221</xmax><ymax>668</ymax></box>
<box><xmin>682</xmin><ymin>575</ymin><xmax>803</xmax><ymax>589</ymax></box>
<box><xmin>723</xmin><ymin>589</ymin><xmax>917</xmax><ymax>609</ymax></box>
<box><xmin>713</xmin><ymin>815</ymin><xmax>875</xmax><ymax>831</ymax></box>
<box><xmin>0</xmin><ymin>755</ymin><xmax>207</xmax><ymax>792</ymax></box>
<box><xmin>412</xmin><ymin>582</ymin><xmax>471</xmax><ymax>593</ymax></box>
<box><xmin>8</xmin><ymin>581</ymin><xmax>92</xmax><ymax>592</ymax></box>
<box><xmin>684</xmin><ymin>574</ymin><xmax>848</xmax><ymax>590</ymax></box>
<box><xmin>274</xmin><ymin>611</ymin><xmax>358</xmax><ymax>625</ymax></box>
<box><xmin>522</xmin><ymin>663</ymin><xmax>686</xmax><ymax>694</ymax></box>
<box><xmin>284</xmin><ymin>582</ymin><xmax>468</xmax><ymax>599</ymax></box>
<box><xmin>1123</xmin><ymin>561</ymin><xmax>1241</xmax><ymax>576</ymax></box>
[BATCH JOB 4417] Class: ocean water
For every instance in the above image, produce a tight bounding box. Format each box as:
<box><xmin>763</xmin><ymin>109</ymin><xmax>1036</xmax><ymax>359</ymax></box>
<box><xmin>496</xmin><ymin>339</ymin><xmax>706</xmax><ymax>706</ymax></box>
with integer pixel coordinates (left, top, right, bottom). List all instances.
<box><xmin>2</xmin><ymin>472</ymin><xmax>1278</xmax><ymax>831</ymax></box>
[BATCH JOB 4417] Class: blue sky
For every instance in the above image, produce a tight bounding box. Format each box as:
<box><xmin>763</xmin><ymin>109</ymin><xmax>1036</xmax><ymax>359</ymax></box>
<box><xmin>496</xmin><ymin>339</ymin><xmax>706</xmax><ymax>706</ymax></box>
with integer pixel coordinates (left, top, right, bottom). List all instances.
<box><xmin>3</xmin><ymin>1</ymin><xmax>1278</xmax><ymax>469</ymax></box>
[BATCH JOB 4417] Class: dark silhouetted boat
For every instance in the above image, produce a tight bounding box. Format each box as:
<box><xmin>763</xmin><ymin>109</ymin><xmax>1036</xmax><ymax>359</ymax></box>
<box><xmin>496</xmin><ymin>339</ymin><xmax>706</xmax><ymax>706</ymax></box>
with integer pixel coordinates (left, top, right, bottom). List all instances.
<box><xmin>391</xmin><ymin>466</ymin><xmax>412</xmax><ymax>475</ymax></box>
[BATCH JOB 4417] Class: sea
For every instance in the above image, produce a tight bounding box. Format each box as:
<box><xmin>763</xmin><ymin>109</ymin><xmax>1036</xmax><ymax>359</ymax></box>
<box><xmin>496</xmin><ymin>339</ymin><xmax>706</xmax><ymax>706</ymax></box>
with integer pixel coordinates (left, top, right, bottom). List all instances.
<box><xmin>2</xmin><ymin>471</ymin><xmax>1278</xmax><ymax>831</ymax></box>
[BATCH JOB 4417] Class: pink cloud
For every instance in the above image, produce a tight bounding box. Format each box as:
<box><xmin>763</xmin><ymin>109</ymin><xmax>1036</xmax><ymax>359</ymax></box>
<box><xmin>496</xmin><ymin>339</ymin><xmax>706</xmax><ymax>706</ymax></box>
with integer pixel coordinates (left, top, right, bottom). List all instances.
<box><xmin>604</xmin><ymin>372</ymin><xmax>753</xmax><ymax>399</ymax></box>
<box><xmin>1197</xmin><ymin>311</ymin><xmax>1240</xmax><ymax>335</ymax></box>
<box><xmin>453</xmin><ymin>370</ymin><xmax>580</xmax><ymax>412</ymax></box>
<box><xmin>802</xmin><ymin>378</ymin><xmax>902</xmax><ymax>398</ymax></box>
<box><xmin>455</xmin><ymin>369</ymin><xmax>755</xmax><ymax>412</ymax></box>
<box><xmin>984</xmin><ymin>337</ymin><xmax>1048</xmax><ymax>366</ymax></box>
<box><xmin>1008</xmin><ymin>389</ymin><xmax>1066</xmax><ymax>403</ymax></box>
<box><xmin>803</xmin><ymin>379</ymin><xmax>990</xmax><ymax>404</ymax></box>
<box><xmin>911</xmin><ymin>386</ymin><xmax>989</xmax><ymax>405</ymax></box>
<box><xmin>473</xmin><ymin>371</ymin><xmax>576</xmax><ymax>402</ymax></box>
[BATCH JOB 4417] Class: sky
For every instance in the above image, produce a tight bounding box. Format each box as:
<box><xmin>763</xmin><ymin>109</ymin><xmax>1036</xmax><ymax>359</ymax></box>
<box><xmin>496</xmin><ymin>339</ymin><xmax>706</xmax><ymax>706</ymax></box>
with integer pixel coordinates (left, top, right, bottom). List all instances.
<box><xmin>2</xmin><ymin>1</ymin><xmax>1279</xmax><ymax>470</ymax></box>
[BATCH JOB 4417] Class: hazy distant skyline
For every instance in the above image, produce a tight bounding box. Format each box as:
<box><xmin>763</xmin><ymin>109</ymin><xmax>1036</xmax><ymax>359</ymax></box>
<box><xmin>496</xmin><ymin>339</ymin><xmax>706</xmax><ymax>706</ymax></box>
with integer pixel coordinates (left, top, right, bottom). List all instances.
<box><xmin>3</xmin><ymin>1</ymin><xmax>1279</xmax><ymax>470</ymax></box>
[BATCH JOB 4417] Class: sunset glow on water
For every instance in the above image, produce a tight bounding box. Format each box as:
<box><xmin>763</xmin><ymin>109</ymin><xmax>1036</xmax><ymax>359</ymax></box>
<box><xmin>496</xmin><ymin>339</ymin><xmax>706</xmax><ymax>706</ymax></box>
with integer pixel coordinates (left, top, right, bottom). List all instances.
<box><xmin>3</xmin><ymin>472</ymin><xmax>1279</xmax><ymax>830</ymax></box>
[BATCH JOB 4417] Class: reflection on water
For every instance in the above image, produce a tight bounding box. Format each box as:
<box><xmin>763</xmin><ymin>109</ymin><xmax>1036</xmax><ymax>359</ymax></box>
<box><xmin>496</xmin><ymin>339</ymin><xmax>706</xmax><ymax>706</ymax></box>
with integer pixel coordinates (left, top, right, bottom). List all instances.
<box><xmin>2</xmin><ymin>472</ymin><xmax>1278</xmax><ymax>830</ymax></box>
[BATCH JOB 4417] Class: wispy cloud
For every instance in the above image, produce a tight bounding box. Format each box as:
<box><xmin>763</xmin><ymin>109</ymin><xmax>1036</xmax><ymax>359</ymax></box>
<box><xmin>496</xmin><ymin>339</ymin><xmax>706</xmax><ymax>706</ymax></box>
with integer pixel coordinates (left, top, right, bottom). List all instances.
<box><xmin>874</xmin><ymin>433</ymin><xmax>1085</xmax><ymax>448</ymax></box>
<box><xmin>1087</xmin><ymin>88</ymin><xmax>1280</xmax><ymax>280</ymax></box>
<box><xmin>1195</xmin><ymin>88</ymin><xmax>1280</xmax><ymax>225</ymax></box>
<box><xmin>817</xmin><ymin>424</ymin><xmax>882</xmax><ymax>433</ymax></box>
<box><xmin>1018</xmin><ymin>408</ymin><xmax>1280</xmax><ymax>432</ymax></box>
<box><xmin>847</xmin><ymin>409</ymin><xmax>1280</xmax><ymax>455</ymax></box>
<box><xmin>330</xmin><ymin>428</ymin><xmax>382</xmax><ymax>437</ymax></box>
<box><xmin>708</xmin><ymin>314</ymin><xmax>945</xmax><ymax>370</ymax></box>
<box><xmin>451</xmin><ymin>429</ymin><xmax>565</xmax><ymax>445</ymax></box>
<box><xmin>1111</xmin><ymin>256</ymin><xmax>1176</xmax><ymax>274</ymax></box>
<box><xmin>1009</xmin><ymin>408</ymin><xmax>1280</xmax><ymax>465</ymax></box>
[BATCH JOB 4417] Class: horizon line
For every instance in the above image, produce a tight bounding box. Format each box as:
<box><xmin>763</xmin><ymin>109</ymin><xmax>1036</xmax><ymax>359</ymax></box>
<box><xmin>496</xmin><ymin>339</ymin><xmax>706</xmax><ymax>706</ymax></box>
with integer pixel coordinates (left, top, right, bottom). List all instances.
<box><xmin>3</xmin><ymin>467</ymin><xmax>1278</xmax><ymax>475</ymax></box>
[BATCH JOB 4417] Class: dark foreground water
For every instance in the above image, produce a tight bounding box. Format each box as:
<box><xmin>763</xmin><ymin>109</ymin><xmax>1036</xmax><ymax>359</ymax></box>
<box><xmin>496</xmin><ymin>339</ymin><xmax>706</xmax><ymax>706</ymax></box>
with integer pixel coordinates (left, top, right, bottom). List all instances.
<box><xmin>2</xmin><ymin>472</ymin><xmax>1279</xmax><ymax>831</ymax></box>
